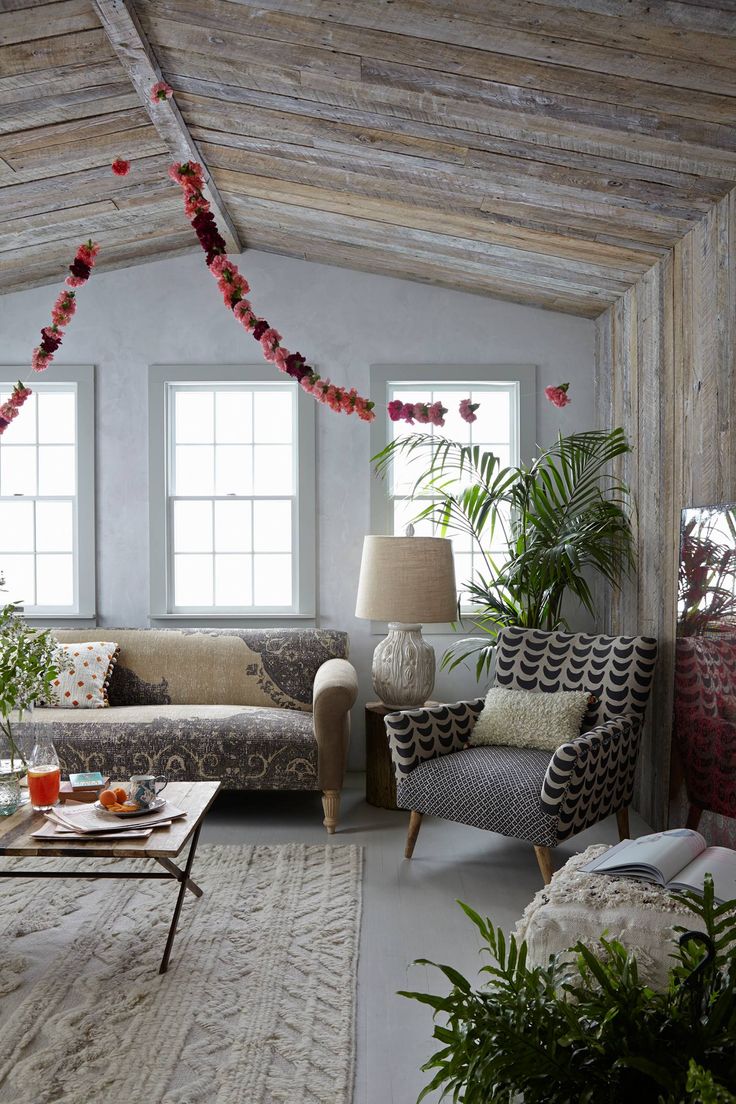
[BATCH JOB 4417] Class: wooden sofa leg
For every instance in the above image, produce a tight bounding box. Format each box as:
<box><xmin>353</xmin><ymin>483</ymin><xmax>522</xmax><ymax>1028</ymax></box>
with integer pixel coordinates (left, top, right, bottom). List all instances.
<box><xmin>322</xmin><ymin>790</ymin><xmax>340</xmax><ymax>834</ymax></box>
<box><xmin>686</xmin><ymin>803</ymin><xmax>703</xmax><ymax>831</ymax></box>
<box><xmin>616</xmin><ymin>807</ymin><xmax>630</xmax><ymax>841</ymax></box>
<box><xmin>405</xmin><ymin>811</ymin><xmax>423</xmax><ymax>858</ymax></box>
<box><xmin>534</xmin><ymin>845</ymin><xmax>554</xmax><ymax>886</ymax></box>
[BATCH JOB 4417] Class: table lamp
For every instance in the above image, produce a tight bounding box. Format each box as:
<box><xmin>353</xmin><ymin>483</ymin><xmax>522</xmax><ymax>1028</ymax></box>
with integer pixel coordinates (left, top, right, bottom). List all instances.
<box><xmin>355</xmin><ymin>528</ymin><xmax>457</xmax><ymax>709</ymax></box>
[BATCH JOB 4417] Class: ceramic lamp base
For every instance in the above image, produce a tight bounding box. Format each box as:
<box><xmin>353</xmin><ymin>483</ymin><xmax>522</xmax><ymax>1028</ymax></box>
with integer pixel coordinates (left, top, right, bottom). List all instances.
<box><xmin>371</xmin><ymin>623</ymin><xmax>435</xmax><ymax>710</ymax></box>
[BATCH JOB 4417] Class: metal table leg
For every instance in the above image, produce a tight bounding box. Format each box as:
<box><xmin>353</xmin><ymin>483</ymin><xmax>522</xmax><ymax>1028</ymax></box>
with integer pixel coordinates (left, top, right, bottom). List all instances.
<box><xmin>159</xmin><ymin>823</ymin><xmax>203</xmax><ymax>974</ymax></box>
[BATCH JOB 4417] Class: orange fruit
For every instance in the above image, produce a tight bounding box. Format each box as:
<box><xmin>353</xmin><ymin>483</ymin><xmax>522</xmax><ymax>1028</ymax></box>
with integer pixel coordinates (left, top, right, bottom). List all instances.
<box><xmin>114</xmin><ymin>787</ymin><xmax>128</xmax><ymax>803</ymax></box>
<box><xmin>99</xmin><ymin>790</ymin><xmax>117</xmax><ymax>808</ymax></box>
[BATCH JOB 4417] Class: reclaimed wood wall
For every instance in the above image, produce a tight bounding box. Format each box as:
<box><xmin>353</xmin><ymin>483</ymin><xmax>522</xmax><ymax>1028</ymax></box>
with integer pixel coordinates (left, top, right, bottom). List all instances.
<box><xmin>595</xmin><ymin>188</ymin><xmax>736</xmax><ymax>829</ymax></box>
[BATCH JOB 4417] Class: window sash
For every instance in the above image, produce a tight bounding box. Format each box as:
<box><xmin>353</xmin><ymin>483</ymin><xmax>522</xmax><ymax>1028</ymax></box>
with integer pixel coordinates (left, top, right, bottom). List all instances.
<box><xmin>0</xmin><ymin>369</ymin><xmax>95</xmax><ymax>618</ymax></box>
<box><xmin>148</xmin><ymin>366</ymin><xmax>315</xmax><ymax>620</ymax></box>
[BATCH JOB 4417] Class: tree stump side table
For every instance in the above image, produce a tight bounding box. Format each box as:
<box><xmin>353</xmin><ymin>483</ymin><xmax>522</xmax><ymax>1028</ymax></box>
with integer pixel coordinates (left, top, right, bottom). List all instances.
<box><xmin>365</xmin><ymin>702</ymin><xmax>399</xmax><ymax>810</ymax></box>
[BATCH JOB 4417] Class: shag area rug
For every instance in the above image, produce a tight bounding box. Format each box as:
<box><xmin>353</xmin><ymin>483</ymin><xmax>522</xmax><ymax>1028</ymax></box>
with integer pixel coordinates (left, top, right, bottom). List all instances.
<box><xmin>0</xmin><ymin>843</ymin><xmax>362</xmax><ymax>1104</ymax></box>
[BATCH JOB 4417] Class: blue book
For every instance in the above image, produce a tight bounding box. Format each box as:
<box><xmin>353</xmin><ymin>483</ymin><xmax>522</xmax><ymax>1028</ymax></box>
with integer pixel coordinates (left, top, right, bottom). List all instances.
<box><xmin>69</xmin><ymin>771</ymin><xmax>108</xmax><ymax>790</ymax></box>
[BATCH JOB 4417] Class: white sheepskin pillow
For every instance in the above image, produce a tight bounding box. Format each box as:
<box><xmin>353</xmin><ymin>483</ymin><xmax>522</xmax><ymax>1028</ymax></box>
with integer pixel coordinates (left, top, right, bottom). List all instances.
<box><xmin>470</xmin><ymin>686</ymin><xmax>591</xmax><ymax>751</ymax></box>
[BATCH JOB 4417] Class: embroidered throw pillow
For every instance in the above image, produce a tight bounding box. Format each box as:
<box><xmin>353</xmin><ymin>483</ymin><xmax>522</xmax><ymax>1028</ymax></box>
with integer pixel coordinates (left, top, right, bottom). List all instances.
<box><xmin>48</xmin><ymin>642</ymin><xmax>119</xmax><ymax>708</ymax></box>
<box><xmin>470</xmin><ymin>686</ymin><xmax>591</xmax><ymax>752</ymax></box>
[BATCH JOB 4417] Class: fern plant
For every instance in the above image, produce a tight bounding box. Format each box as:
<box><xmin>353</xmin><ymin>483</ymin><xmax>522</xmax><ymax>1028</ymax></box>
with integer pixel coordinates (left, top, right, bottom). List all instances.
<box><xmin>401</xmin><ymin>877</ymin><xmax>736</xmax><ymax>1104</ymax></box>
<box><xmin>373</xmin><ymin>428</ymin><xmax>635</xmax><ymax>678</ymax></box>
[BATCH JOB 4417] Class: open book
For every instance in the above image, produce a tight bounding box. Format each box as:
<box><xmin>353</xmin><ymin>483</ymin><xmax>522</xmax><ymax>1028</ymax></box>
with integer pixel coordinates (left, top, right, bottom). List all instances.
<box><xmin>582</xmin><ymin>829</ymin><xmax>736</xmax><ymax>905</ymax></box>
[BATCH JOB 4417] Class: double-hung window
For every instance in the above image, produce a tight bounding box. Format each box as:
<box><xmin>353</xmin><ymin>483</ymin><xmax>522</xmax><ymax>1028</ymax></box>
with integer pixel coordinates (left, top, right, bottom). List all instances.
<box><xmin>149</xmin><ymin>366</ymin><xmax>315</xmax><ymax>618</ymax></box>
<box><xmin>371</xmin><ymin>365</ymin><xmax>536</xmax><ymax>616</ymax></box>
<box><xmin>0</xmin><ymin>366</ymin><xmax>95</xmax><ymax>617</ymax></box>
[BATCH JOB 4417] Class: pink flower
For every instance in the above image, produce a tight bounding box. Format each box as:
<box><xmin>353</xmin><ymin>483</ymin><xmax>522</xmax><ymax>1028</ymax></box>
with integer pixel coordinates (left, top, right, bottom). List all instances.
<box><xmin>544</xmin><ymin>383</ymin><xmax>571</xmax><ymax>408</ymax></box>
<box><xmin>150</xmin><ymin>80</ymin><xmax>174</xmax><ymax>103</ymax></box>
<box><xmin>387</xmin><ymin>399</ymin><xmax>404</xmax><ymax>422</ymax></box>
<box><xmin>9</xmin><ymin>386</ymin><xmax>31</xmax><ymax>408</ymax></box>
<box><xmin>459</xmin><ymin>398</ymin><xmax>479</xmax><ymax>424</ymax></box>
<box><xmin>428</xmin><ymin>401</ymin><xmax>447</xmax><ymax>427</ymax></box>
<box><xmin>259</xmin><ymin>328</ymin><xmax>281</xmax><ymax>359</ymax></box>
<box><xmin>413</xmin><ymin>402</ymin><xmax>430</xmax><ymax>424</ymax></box>
<box><xmin>168</xmin><ymin>161</ymin><xmax>204</xmax><ymax>190</ymax></box>
<box><xmin>32</xmin><ymin>347</ymin><xmax>52</xmax><ymax>372</ymax></box>
<box><xmin>111</xmin><ymin>158</ymin><xmax>130</xmax><ymax>176</ymax></box>
<box><xmin>300</xmin><ymin>374</ymin><xmax>317</xmax><ymax>394</ymax></box>
<box><xmin>65</xmin><ymin>275</ymin><xmax>86</xmax><ymax>288</ymax></box>
<box><xmin>76</xmin><ymin>241</ymin><xmax>99</xmax><ymax>265</ymax></box>
<box><xmin>209</xmin><ymin>255</ymin><xmax>234</xmax><ymax>278</ymax></box>
<box><xmin>0</xmin><ymin>402</ymin><xmax>18</xmax><ymax>422</ymax></box>
<box><xmin>273</xmin><ymin>348</ymin><xmax>290</xmax><ymax>372</ymax></box>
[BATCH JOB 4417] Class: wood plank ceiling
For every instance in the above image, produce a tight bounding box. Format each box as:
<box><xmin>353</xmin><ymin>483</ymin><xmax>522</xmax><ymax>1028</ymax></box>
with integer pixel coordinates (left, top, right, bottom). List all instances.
<box><xmin>1</xmin><ymin>0</ymin><xmax>735</xmax><ymax>316</ymax></box>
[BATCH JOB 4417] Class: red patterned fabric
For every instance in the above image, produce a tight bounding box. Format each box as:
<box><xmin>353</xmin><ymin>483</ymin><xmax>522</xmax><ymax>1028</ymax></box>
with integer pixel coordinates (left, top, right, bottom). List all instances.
<box><xmin>673</xmin><ymin>636</ymin><xmax>736</xmax><ymax>820</ymax></box>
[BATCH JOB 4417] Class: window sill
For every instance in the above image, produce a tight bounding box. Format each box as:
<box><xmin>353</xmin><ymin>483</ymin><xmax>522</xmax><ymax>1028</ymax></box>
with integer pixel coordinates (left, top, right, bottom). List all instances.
<box><xmin>149</xmin><ymin>612</ymin><xmax>317</xmax><ymax>627</ymax></box>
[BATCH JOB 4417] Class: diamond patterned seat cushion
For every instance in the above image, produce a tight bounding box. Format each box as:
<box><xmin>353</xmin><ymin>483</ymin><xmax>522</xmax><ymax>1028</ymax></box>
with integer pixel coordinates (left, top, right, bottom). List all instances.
<box><xmin>396</xmin><ymin>745</ymin><xmax>559</xmax><ymax>847</ymax></box>
<box><xmin>28</xmin><ymin>704</ymin><xmax>318</xmax><ymax>791</ymax></box>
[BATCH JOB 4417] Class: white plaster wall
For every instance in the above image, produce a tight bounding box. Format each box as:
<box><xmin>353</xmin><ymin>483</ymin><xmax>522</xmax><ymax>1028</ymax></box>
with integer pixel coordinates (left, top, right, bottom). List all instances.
<box><xmin>0</xmin><ymin>249</ymin><xmax>596</xmax><ymax>766</ymax></box>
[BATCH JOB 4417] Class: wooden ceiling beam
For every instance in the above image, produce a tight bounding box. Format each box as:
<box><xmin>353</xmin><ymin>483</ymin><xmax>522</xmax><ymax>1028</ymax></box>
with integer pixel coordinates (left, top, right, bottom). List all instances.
<box><xmin>91</xmin><ymin>0</ymin><xmax>241</xmax><ymax>254</ymax></box>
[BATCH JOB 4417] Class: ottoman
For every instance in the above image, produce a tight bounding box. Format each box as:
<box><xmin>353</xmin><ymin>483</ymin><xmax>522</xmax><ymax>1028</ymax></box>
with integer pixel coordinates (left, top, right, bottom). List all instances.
<box><xmin>514</xmin><ymin>844</ymin><xmax>706</xmax><ymax>990</ymax></box>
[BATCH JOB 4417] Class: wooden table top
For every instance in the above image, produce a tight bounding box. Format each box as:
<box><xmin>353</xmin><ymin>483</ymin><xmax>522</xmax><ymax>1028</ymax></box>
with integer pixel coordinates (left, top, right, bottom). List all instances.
<box><xmin>0</xmin><ymin>781</ymin><xmax>221</xmax><ymax>859</ymax></box>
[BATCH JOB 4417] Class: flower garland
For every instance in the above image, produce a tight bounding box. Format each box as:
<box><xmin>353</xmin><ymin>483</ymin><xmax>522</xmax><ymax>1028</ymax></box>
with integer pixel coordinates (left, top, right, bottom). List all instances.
<box><xmin>168</xmin><ymin>159</ymin><xmax>481</xmax><ymax>427</ymax></box>
<box><xmin>168</xmin><ymin>160</ymin><xmax>377</xmax><ymax>420</ymax></box>
<box><xmin>0</xmin><ymin>240</ymin><xmax>99</xmax><ymax>436</ymax></box>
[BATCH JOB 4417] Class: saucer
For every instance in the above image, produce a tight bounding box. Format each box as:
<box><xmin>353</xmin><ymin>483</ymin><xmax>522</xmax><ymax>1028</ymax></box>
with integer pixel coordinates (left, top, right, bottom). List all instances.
<box><xmin>94</xmin><ymin>797</ymin><xmax>167</xmax><ymax>818</ymax></box>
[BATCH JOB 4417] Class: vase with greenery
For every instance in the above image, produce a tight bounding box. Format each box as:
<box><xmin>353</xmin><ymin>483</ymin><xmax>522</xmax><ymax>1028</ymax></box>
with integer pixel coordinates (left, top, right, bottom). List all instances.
<box><xmin>374</xmin><ymin>428</ymin><xmax>635</xmax><ymax>678</ymax></box>
<box><xmin>0</xmin><ymin>599</ymin><xmax>60</xmax><ymax>805</ymax></box>
<box><xmin>401</xmin><ymin>877</ymin><xmax>736</xmax><ymax>1103</ymax></box>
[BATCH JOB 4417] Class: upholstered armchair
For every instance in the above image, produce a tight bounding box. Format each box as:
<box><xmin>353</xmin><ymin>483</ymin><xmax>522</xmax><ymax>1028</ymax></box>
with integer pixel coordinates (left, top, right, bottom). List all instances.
<box><xmin>384</xmin><ymin>627</ymin><xmax>658</xmax><ymax>883</ymax></box>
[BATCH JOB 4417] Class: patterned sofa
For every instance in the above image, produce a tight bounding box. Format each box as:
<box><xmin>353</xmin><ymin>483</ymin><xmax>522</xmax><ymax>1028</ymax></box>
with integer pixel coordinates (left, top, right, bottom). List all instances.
<box><xmin>30</xmin><ymin>627</ymin><xmax>358</xmax><ymax>832</ymax></box>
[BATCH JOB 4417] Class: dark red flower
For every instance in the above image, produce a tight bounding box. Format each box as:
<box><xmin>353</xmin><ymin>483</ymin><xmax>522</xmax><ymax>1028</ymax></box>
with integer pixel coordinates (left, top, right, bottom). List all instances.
<box><xmin>68</xmin><ymin>257</ymin><xmax>91</xmax><ymax>282</ymax></box>
<box><xmin>111</xmin><ymin>158</ymin><xmax>130</xmax><ymax>177</ymax></box>
<box><xmin>252</xmin><ymin>320</ymin><xmax>270</xmax><ymax>341</ymax></box>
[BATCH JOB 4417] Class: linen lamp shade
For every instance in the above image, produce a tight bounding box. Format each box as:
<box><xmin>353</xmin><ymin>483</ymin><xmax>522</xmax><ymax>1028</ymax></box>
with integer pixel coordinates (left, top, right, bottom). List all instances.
<box><xmin>355</xmin><ymin>536</ymin><xmax>457</xmax><ymax>624</ymax></box>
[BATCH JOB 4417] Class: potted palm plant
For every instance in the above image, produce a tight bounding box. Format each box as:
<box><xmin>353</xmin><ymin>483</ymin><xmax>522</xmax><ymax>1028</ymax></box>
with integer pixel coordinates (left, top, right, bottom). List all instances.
<box><xmin>0</xmin><ymin>597</ymin><xmax>61</xmax><ymax>813</ymax></box>
<box><xmin>374</xmin><ymin>428</ymin><xmax>635</xmax><ymax>678</ymax></box>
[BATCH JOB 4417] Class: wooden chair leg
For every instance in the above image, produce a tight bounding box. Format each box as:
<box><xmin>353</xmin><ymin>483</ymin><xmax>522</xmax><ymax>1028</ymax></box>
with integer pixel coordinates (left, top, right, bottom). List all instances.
<box><xmin>404</xmin><ymin>811</ymin><xmax>424</xmax><ymax>858</ymax></box>
<box><xmin>322</xmin><ymin>790</ymin><xmax>340</xmax><ymax>834</ymax></box>
<box><xmin>534</xmin><ymin>845</ymin><xmax>554</xmax><ymax>886</ymax></box>
<box><xmin>616</xmin><ymin>807</ymin><xmax>630</xmax><ymax>841</ymax></box>
<box><xmin>686</xmin><ymin>803</ymin><xmax>703</xmax><ymax>831</ymax></box>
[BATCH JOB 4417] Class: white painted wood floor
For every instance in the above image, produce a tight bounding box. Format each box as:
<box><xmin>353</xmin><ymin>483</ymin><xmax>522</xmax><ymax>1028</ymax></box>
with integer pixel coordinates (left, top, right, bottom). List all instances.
<box><xmin>201</xmin><ymin>772</ymin><xmax>649</xmax><ymax>1104</ymax></box>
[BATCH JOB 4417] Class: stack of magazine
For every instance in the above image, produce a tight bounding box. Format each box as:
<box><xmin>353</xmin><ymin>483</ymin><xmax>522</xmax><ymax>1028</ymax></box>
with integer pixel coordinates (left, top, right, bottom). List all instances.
<box><xmin>582</xmin><ymin>829</ymin><xmax>736</xmax><ymax>904</ymax></box>
<box><xmin>33</xmin><ymin>802</ymin><xmax>187</xmax><ymax>843</ymax></box>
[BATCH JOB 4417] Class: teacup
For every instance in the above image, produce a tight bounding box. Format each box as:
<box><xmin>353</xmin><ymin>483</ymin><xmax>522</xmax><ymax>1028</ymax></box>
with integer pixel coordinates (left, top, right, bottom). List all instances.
<box><xmin>129</xmin><ymin>774</ymin><xmax>167</xmax><ymax>809</ymax></box>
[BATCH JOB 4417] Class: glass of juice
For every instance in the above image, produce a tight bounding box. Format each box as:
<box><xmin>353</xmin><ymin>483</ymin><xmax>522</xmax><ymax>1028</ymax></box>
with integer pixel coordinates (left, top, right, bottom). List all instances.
<box><xmin>27</xmin><ymin>735</ymin><xmax>60</xmax><ymax>812</ymax></box>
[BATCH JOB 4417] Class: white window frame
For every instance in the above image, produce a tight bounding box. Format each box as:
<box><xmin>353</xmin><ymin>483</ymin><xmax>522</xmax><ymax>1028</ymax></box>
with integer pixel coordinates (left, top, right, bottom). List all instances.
<box><xmin>0</xmin><ymin>365</ymin><xmax>95</xmax><ymax>619</ymax></box>
<box><xmin>369</xmin><ymin>364</ymin><xmax>537</xmax><ymax>633</ymax></box>
<box><xmin>148</xmin><ymin>365</ymin><xmax>316</xmax><ymax>621</ymax></box>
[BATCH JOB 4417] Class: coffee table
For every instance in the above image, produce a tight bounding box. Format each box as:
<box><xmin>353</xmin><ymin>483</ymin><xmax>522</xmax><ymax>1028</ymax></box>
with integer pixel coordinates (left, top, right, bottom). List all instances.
<box><xmin>0</xmin><ymin>780</ymin><xmax>221</xmax><ymax>974</ymax></box>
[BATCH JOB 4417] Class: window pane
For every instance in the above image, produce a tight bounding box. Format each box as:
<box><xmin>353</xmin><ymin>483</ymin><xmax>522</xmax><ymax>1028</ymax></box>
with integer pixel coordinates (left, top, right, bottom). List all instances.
<box><xmin>175</xmin><ymin>445</ymin><xmax>214</xmax><ymax>495</ymax></box>
<box><xmin>473</xmin><ymin>391</ymin><xmax>510</xmax><ymax>443</ymax></box>
<box><xmin>391</xmin><ymin>443</ymin><xmax>432</xmax><ymax>496</ymax></box>
<box><xmin>393</xmin><ymin>499</ymin><xmax>435</xmax><ymax>539</ymax></box>
<box><xmin>1</xmin><ymin>445</ymin><xmax>37</xmax><ymax>495</ymax></box>
<box><xmin>0</xmin><ymin>500</ymin><xmax>34</xmax><ymax>552</ymax></box>
<box><xmin>253</xmin><ymin>445</ymin><xmax>292</xmax><ymax>495</ymax></box>
<box><xmin>36</xmin><ymin>501</ymin><xmax>73</xmax><ymax>552</ymax></box>
<box><xmin>175</xmin><ymin>390</ymin><xmax>213</xmax><ymax>443</ymax></box>
<box><xmin>215</xmin><ymin>445</ymin><xmax>252</xmax><ymax>495</ymax></box>
<box><xmin>38</xmin><ymin>445</ymin><xmax>75</xmax><ymax>496</ymax></box>
<box><xmin>476</xmin><ymin>444</ymin><xmax>510</xmax><ymax>471</ymax></box>
<box><xmin>174</xmin><ymin>554</ymin><xmax>213</xmax><ymax>606</ymax></box>
<box><xmin>174</xmin><ymin>500</ymin><xmax>212</xmax><ymax>553</ymax></box>
<box><xmin>215</xmin><ymin>500</ymin><xmax>251</xmax><ymax>552</ymax></box>
<box><xmin>253</xmin><ymin>500</ymin><xmax>291</xmax><ymax>552</ymax></box>
<box><xmin>254</xmin><ymin>554</ymin><xmax>292</xmax><ymax>606</ymax></box>
<box><xmin>36</xmin><ymin>554</ymin><xmax>74</xmax><ymax>606</ymax></box>
<box><xmin>38</xmin><ymin>392</ymin><xmax>75</xmax><ymax>444</ymax></box>
<box><xmin>254</xmin><ymin>391</ymin><xmax>293</xmax><ymax>444</ymax></box>
<box><xmin>2</xmin><ymin>393</ymin><xmax>36</xmax><ymax>444</ymax></box>
<box><xmin>214</xmin><ymin>554</ymin><xmax>252</xmax><ymax>606</ymax></box>
<box><xmin>215</xmin><ymin>391</ymin><xmax>251</xmax><ymax>444</ymax></box>
<box><xmin>1</xmin><ymin>554</ymin><xmax>35</xmax><ymax>605</ymax></box>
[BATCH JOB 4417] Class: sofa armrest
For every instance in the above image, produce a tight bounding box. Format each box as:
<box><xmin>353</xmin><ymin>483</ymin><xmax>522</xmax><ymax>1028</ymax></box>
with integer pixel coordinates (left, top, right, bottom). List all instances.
<box><xmin>540</xmin><ymin>714</ymin><xmax>641</xmax><ymax>839</ymax></box>
<box><xmin>384</xmin><ymin>699</ymin><xmax>485</xmax><ymax>783</ymax></box>
<box><xmin>312</xmin><ymin>658</ymin><xmax>358</xmax><ymax>790</ymax></box>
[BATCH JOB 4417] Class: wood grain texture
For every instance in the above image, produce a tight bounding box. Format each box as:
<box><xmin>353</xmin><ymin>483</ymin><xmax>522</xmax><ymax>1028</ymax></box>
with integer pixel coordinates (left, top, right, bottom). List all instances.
<box><xmin>595</xmin><ymin>188</ymin><xmax>736</xmax><ymax>829</ymax></box>
<box><xmin>0</xmin><ymin>781</ymin><xmax>221</xmax><ymax>858</ymax></box>
<box><xmin>1</xmin><ymin>0</ymin><xmax>735</xmax><ymax>306</ymax></box>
